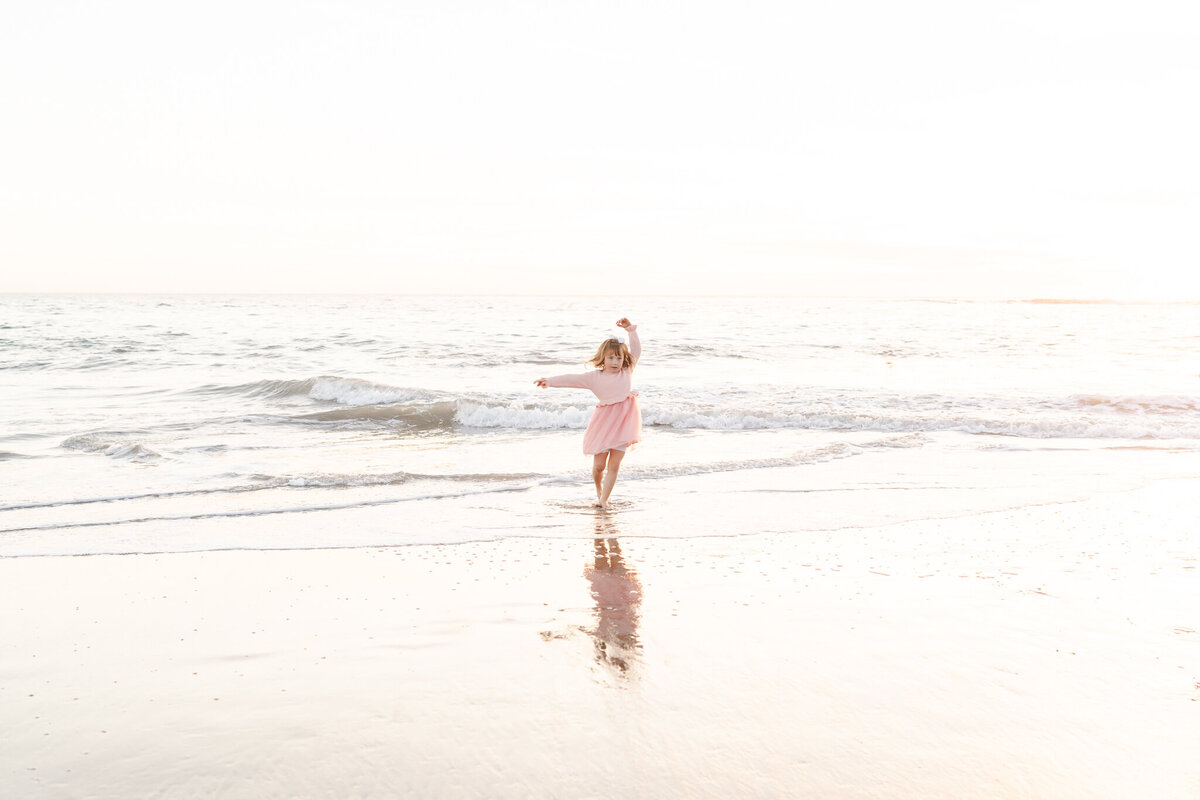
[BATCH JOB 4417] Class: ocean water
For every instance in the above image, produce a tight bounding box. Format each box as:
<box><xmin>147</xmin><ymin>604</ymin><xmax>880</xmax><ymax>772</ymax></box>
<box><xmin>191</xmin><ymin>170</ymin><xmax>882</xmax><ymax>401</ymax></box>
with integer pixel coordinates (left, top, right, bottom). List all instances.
<box><xmin>2</xmin><ymin>295</ymin><xmax>1199</xmax><ymax>557</ymax></box>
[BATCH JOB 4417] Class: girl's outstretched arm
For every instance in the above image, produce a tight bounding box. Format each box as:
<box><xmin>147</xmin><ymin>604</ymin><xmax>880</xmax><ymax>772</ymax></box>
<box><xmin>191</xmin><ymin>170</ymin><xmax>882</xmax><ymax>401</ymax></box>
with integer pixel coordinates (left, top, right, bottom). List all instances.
<box><xmin>617</xmin><ymin>318</ymin><xmax>641</xmax><ymax>367</ymax></box>
<box><xmin>536</xmin><ymin>372</ymin><xmax>597</xmax><ymax>390</ymax></box>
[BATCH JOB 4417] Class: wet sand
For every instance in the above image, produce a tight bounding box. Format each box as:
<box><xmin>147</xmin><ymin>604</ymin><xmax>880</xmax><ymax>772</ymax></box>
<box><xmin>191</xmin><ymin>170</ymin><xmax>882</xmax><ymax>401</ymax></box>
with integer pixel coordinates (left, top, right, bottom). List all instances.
<box><xmin>2</xmin><ymin>480</ymin><xmax>1198</xmax><ymax>799</ymax></box>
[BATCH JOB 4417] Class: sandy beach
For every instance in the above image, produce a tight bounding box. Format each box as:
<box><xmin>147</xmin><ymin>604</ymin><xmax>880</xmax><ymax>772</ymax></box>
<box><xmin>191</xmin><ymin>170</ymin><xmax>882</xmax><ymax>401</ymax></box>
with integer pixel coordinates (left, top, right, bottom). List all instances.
<box><xmin>3</xmin><ymin>478</ymin><xmax>1198</xmax><ymax>799</ymax></box>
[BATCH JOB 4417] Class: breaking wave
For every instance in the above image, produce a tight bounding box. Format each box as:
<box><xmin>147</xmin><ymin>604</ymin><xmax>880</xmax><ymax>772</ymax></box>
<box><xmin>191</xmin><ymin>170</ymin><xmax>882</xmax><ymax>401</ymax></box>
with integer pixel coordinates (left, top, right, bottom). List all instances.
<box><xmin>189</xmin><ymin>376</ymin><xmax>423</xmax><ymax>405</ymax></box>
<box><xmin>61</xmin><ymin>433</ymin><xmax>164</xmax><ymax>460</ymax></box>
<box><xmin>296</xmin><ymin>400</ymin><xmax>458</xmax><ymax>428</ymax></box>
<box><xmin>455</xmin><ymin>401</ymin><xmax>592</xmax><ymax>429</ymax></box>
<box><xmin>188</xmin><ymin>378</ymin><xmax>321</xmax><ymax>398</ymax></box>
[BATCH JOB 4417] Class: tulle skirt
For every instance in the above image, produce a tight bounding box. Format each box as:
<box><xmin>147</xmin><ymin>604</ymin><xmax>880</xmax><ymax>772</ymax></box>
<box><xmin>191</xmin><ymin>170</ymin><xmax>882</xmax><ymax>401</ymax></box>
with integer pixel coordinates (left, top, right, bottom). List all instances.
<box><xmin>582</xmin><ymin>393</ymin><xmax>642</xmax><ymax>455</ymax></box>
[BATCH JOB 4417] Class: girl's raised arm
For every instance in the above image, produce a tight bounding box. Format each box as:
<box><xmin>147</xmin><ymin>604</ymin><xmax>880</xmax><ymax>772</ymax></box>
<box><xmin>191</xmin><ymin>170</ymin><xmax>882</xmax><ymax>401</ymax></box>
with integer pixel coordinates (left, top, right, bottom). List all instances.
<box><xmin>617</xmin><ymin>318</ymin><xmax>641</xmax><ymax>367</ymax></box>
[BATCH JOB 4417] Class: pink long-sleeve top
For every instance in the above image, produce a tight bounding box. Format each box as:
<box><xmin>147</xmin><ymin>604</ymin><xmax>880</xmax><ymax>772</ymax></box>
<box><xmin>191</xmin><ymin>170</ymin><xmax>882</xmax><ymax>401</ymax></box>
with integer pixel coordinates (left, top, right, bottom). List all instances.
<box><xmin>544</xmin><ymin>327</ymin><xmax>641</xmax><ymax>404</ymax></box>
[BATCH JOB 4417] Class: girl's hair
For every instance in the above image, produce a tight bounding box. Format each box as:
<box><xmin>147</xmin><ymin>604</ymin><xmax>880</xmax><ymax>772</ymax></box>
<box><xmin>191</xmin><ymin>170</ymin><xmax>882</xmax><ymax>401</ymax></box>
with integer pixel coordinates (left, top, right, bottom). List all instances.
<box><xmin>587</xmin><ymin>337</ymin><xmax>633</xmax><ymax>370</ymax></box>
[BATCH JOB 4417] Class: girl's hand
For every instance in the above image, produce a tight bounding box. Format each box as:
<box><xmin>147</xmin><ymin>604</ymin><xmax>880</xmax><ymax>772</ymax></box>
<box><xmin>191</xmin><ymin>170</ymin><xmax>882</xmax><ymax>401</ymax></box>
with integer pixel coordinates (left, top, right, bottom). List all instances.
<box><xmin>534</xmin><ymin>378</ymin><xmax>548</xmax><ymax>388</ymax></box>
<box><xmin>616</xmin><ymin>317</ymin><xmax>634</xmax><ymax>329</ymax></box>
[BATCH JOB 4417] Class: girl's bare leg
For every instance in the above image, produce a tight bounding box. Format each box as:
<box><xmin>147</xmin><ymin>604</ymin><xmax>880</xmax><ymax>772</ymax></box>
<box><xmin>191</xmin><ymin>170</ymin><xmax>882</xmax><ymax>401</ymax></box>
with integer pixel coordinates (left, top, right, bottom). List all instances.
<box><xmin>598</xmin><ymin>449</ymin><xmax>625</xmax><ymax>508</ymax></box>
<box><xmin>592</xmin><ymin>453</ymin><xmax>607</xmax><ymax>505</ymax></box>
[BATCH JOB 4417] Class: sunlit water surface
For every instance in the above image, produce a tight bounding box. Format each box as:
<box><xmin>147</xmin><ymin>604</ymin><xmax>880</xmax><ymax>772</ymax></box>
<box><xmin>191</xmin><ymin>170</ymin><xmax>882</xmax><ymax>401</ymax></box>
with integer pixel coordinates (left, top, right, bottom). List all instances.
<box><xmin>2</xmin><ymin>295</ymin><xmax>1198</xmax><ymax>555</ymax></box>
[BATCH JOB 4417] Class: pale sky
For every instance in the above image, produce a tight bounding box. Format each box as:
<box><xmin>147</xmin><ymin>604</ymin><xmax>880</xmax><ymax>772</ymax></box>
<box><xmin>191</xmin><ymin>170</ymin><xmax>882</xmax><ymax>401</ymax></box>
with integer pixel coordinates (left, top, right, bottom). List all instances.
<box><xmin>2</xmin><ymin>1</ymin><xmax>1197</xmax><ymax>299</ymax></box>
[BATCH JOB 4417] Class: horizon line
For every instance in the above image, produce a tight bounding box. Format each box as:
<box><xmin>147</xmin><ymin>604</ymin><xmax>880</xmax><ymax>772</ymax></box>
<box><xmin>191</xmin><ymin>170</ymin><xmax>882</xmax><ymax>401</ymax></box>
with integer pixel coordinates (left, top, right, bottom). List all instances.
<box><xmin>2</xmin><ymin>291</ymin><xmax>1198</xmax><ymax>305</ymax></box>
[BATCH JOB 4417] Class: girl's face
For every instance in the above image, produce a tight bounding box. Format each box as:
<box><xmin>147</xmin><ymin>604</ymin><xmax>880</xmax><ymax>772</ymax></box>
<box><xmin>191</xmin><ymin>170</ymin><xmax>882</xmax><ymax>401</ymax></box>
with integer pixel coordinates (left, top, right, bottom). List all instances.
<box><xmin>603</xmin><ymin>348</ymin><xmax>625</xmax><ymax>372</ymax></box>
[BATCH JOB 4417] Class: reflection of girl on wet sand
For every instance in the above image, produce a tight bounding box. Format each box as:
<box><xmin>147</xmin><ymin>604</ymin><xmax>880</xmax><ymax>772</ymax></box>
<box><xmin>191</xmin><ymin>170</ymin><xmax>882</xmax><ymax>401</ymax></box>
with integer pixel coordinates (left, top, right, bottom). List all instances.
<box><xmin>585</xmin><ymin>529</ymin><xmax>642</xmax><ymax>674</ymax></box>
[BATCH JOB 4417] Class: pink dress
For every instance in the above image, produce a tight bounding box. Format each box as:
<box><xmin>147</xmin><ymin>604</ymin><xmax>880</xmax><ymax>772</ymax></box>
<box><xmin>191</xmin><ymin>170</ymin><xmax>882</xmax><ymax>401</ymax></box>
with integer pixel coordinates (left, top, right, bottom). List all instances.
<box><xmin>544</xmin><ymin>327</ymin><xmax>642</xmax><ymax>455</ymax></box>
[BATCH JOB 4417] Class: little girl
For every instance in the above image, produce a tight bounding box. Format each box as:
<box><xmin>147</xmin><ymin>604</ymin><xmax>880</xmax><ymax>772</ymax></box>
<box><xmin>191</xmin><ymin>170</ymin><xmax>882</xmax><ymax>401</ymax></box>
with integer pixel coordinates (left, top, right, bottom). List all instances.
<box><xmin>535</xmin><ymin>318</ymin><xmax>642</xmax><ymax>509</ymax></box>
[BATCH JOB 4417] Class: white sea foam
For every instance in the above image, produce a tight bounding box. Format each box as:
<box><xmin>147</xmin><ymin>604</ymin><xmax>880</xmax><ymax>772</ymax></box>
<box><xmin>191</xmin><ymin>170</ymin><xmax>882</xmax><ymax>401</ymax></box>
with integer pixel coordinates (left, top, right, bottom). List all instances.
<box><xmin>455</xmin><ymin>401</ymin><xmax>592</xmax><ymax>429</ymax></box>
<box><xmin>307</xmin><ymin>376</ymin><xmax>420</xmax><ymax>406</ymax></box>
<box><xmin>61</xmin><ymin>433</ymin><xmax>119</xmax><ymax>452</ymax></box>
<box><xmin>448</xmin><ymin>399</ymin><xmax>1200</xmax><ymax>439</ymax></box>
<box><xmin>61</xmin><ymin>433</ymin><xmax>163</xmax><ymax>459</ymax></box>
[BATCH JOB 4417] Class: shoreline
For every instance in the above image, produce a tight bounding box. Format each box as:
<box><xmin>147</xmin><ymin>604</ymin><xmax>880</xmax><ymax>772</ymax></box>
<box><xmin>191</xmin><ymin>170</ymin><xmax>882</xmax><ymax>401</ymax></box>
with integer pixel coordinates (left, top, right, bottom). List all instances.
<box><xmin>9</xmin><ymin>434</ymin><xmax>1200</xmax><ymax>559</ymax></box>
<box><xmin>3</xmin><ymin>479</ymin><xmax>1198</xmax><ymax>798</ymax></box>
